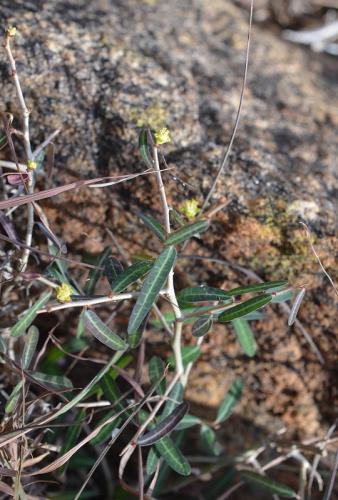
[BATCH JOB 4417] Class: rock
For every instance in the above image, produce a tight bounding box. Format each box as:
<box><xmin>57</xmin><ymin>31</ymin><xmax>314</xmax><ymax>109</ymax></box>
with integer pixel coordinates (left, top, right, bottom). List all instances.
<box><xmin>1</xmin><ymin>0</ymin><xmax>337</xmax><ymax>439</ymax></box>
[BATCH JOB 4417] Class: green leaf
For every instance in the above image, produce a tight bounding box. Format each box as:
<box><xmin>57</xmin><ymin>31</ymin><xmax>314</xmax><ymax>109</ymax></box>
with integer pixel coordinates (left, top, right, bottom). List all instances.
<box><xmin>271</xmin><ymin>289</ymin><xmax>293</xmax><ymax>303</ymax></box>
<box><xmin>216</xmin><ymin>379</ymin><xmax>243</xmax><ymax>423</ymax></box>
<box><xmin>138</xmin><ymin>402</ymin><xmax>189</xmax><ymax>446</ymax></box>
<box><xmin>128</xmin><ymin>246</ymin><xmax>176</xmax><ymax>337</ymax></box>
<box><xmin>226</xmin><ymin>280</ymin><xmax>288</xmax><ymax>297</ymax></box>
<box><xmin>104</xmin><ymin>256</ymin><xmax>124</xmax><ymax>286</ymax></box>
<box><xmin>149</xmin><ymin>356</ymin><xmax>166</xmax><ymax>395</ymax></box>
<box><xmin>139</xmin><ymin>129</ymin><xmax>154</xmax><ymax>169</ymax></box>
<box><xmin>59</xmin><ymin>410</ymin><xmax>85</xmax><ymax>474</ymax></box>
<box><xmin>28</xmin><ymin>371</ymin><xmax>73</xmax><ymax>390</ymax></box>
<box><xmin>138</xmin><ymin>212</ymin><xmax>166</xmax><ymax>242</ymax></box>
<box><xmin>168</xmin><ymin>346</ymin><xmax>201</xmax><ymax>369</ymax></box>
<box><xmin>164</xmin><ymin>219</ymin><xmax>209</xmax><ymax>246</ymax></box>
<box><xmin>22</xmin><ymin>325</ymin><xmax>39</xmax><ymax>369</ymax></box>
<box><xmin>175</xmin><ymin>414</ymin><xmax>201</xmax><ymax>430</ymax></box>
<box><xmin>200</xmin><ymin>425</ymin><xmax>222</xmax><ymax>456</ymax></box>
<box><xmin>146</xmin><ymin>447</ymin><xmax>160</xmax><ymax>475</ymax></box>
<box><xmin>100</xmin><ymin>374</ymin><xmax>126</xmax><ymax>413</ymax></box>
<box><xmin>109</xmin><ymin>260</ymin><xmax>153</xmax><ymax>293</ymax></box>
<box><xmin>218</xmin><ymin>295</ymin><xmax>272</xmax><ymax>322</ymax></box>
<box><xmin>240</xmin><ymin>311</ymin><xmax>264</xmax><ymax>320</ymax></box>
<box><xmin>90</xmin><ymin>409</ymin><xmax>121</xmax><ymax>446</ymax></box>
<box><xmin>177</xmin><ymin>286</ymin><xmax>230</xmax><ymax>303</ymax></box>
<box><xmin>241</xmin><ymin>471</ymin><xmax>297</xmax><ymax>498</ymax></box>
<box><xmin>84</xmin><ymin>310</ymin><xmax>127</xmax><ymax>351</ymax></box>
<box><xmin>192</xmin><ymin>316</ymin><xmax>213</xmax><ymax>337</ymax></box>
<box><xmin>0</xmin><ymin>336</ymin><xmax>6</xmax><ymax>352</ymax></box>
<box><xmin>11</xmin><ymin>291</ymin><xmax>52</xmax><ymax>337</ymax></box>
<box><xmin>46</xmin><ymin>351</ymin><xmax>125</xmax><ymax>423</ymax></box>
<box><xmin>84</xmin><ymin>246</ymin><xmax>111</xmax><ymax>294</ymax></box>
<box><xmin>161</xmin><ymin>382</ymin><xmax>184</xmax><ymax>420</ymax></box>
<box><xmin>76</xmin><ymin>310</ymin><xmax>86</xmax><ymax>339</ymax></box>
<box><xmin>5</xmin><ymin>380</ymin><xmax>24</xmax><ymax>414</ymax></box>
<box><xmin>154</xmin><ymin>436</ymin><xmax>191</xmax><ymax>476</ymax></box>
<box><xmin>232</xmin><ymin>319</ymin><xmax>256</xmax><ymax>357</ymax></box>
<box><xmin>128</xmin><ymin>314</ymin><xmax>149</xmax><ymax>349</ymax></box>
<box><xmin>0</xmin><ymin>134</ymin><xmax>8</xmax><ymax>149</ymax></box>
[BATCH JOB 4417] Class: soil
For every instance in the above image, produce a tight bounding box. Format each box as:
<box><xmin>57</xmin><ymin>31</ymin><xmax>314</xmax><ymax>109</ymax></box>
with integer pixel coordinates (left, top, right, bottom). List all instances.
<box><xmin>1</xmin><ymin>0</ymin><xmax>337</xmax><ymax>447</ymax></box>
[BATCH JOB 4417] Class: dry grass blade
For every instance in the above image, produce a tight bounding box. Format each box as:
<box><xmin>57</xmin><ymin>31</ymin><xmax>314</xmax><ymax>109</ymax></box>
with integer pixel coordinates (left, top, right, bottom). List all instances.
<box><xmin>28</xmin><ymin>405</ymin><xmax>131</xmax><ymax>476</ymax></box>
<box><xmin>0</xmin><ymin>172</ymin><xmax>150</xmax><ymax>210</ymax></box>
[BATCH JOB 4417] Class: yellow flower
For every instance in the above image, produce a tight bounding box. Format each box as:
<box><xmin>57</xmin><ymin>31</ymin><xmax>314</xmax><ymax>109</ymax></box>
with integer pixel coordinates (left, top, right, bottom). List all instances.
<box><xmin>27</xmin><ymin>160</ymin><xmax>37</xmax><ymax>171</ymax></box>
<box><xmin>179</xmin><ymin>199</ymin><xmax>200</xmax><ymax>220</ymax></box>
<box><xmin>6</xmin><ymin>26</ymin><xmax>17</xmax><ymax>37</ymax></box>
<box><xmin>56</xmin><ymin>283</ymin><xmax>73</xmax><ymax>303</ymax></box>
<box><xmin>154</xmin><ymin>127</ymin><xmax>171</xmax><ymax>145</ymax></box>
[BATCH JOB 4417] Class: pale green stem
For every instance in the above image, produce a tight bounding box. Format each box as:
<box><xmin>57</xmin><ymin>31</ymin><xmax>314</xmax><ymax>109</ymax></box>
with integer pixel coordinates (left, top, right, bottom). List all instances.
<box><xmin>153</xmin><ymin>145</ymin><xmax>184</xmax><ymax>380</ymax></box>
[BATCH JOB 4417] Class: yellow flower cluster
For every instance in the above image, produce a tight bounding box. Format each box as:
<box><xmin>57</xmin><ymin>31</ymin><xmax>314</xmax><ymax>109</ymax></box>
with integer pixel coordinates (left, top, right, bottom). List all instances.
<box><xmin>179</xmin><ymin>199</ymin><xmax>200</xmax><ymax>220</ymax></box>
<box><xmin>56</xmin><ymin>283</ymin><xmax>73</xmax><ymax>303</ymax></box>
<box><xmin>6</xmin><ymin>26</ymin><xmax>17</xmax><ymax>37</ymax></box>
<box><xmin>27</xmin><ymin>160</ymin><xmax>37</xmax><ymax>171</ymax></box>
<box><xmin>154</xmin><ymin>127</ymin><xmax>171</xmax><ymax>145</ymax></box>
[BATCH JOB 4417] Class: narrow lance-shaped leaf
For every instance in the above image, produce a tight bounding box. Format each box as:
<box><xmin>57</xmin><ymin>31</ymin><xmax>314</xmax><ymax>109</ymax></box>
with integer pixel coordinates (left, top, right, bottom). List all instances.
<box><xmin>84</xmin><ymin>246</ymin><xmax>111</xmax><ymax>294</ymax></box>
<box><xmin>225</xmin><ymin>280</ymin><xmax>288</xmax><ymax>297</ymax></box>
<box><xmin>22</xmin><ymin>326</ymin><xmax>39</xmax><ymax>369</ymax></box>
<box><xmin>165</xmin><ymin>219</ymin><xmax>209</xmax><ymax>246</ymax></box>
<box><xmin>90</xmin><ymin>409</ymin><xmax>121</xmax><ymax>446</ymax></box>
<box><xmin>161</xmin><ymin>382</ymin><xmax>184</xmax><ymax>420</ymax></box>
<box><xmin>145</xmin><ymin>384</ymin><xmax>184</xmax><ymax>475</ymax></box>
<box><xmin>5</xmin><ymin>380</ymin><xmax>24</xmax><ymax>414</ymax></box>
<box><xmin>0</xmin><ymin>134</ymin><xmax>8</xmax><ymax>149</ymax></box>
<box><xmin>175</xmin><ymin>414</ymin><xmax>201</xmax><ymax>430</ymax></box>
<box><xmin>241</xmin><ymin>471</ymin><xmax>297</xmax><ymax>498</ymax></box>
<box><xmin>59</xmin><ymin>409</ymin><xmax>85</xmax><ymax>474</ymax></box>
<box><xmin>109</xmin><ymin>260</ymin><xmax>153</xmax><ymax>293</ymax></box>
<box><xmin>138</xmin><ymin>212</ymin><xmax>166</xmax><ymax>242</ymax></box>
<box><xmin>168</xmin><ymin>345</ymin><xmax>201</xmax><ymax>369</ymax></box>
<box><xmin>128</xmin><ymin>313</ymin><xmax>149</xmax><ymax>349</ymax></box>
<box><xmin>154</xmin><ymin>435</ymin><xmax>191</xmax><ymax>476</ymax></box>
<box><xmin>232</xmin><ymin>319</ymin><xmax>256</xmax><ymax>357</ymax></box>
<box><xmin>177</xmin><ymin>286</ymin><xmax>230</xmax><ymax>303</ymax></box>
<box><xmin>139</xmin><ymin>129</ymin><xmax>154</xmax><ymax>169</ymax></box>
<box><xmin>192</xmin><ymin>316</ymin><xmax>213</xmax><ymax>337</ymax></box>
<box><xmin>216</xmin><ymin>379</ymin><xmax>243</xmax><ymax>423</ymax></box>
<box><xmin>200</xmin><ymin>424</ymin><xmax>222</xmax><ymax>456</ymax></box>
<box><xmin>218</xmin><ymin>295</ymin><xmax>272</xmax><ymax>323</ymax></box>
<box><xmin>42</xmin><ymin>351</ymin><xmax>125</xmax><ymax>423</ymax></box>
<box><xmin>28</xmin><ymin>371</ymin><xmax>73</xmax><ymax>390</ymax></box>
<box><xmin>146</xmin><ymin>448</ymin><xmax>161</xmax><ymax>476</ymax></box>
<box><xmin>138</xmin><ymin>402</ymin><xmax>189</xmax><ymax>446</ymax></box>
<box><xmin>128</xmin><ymin>246</ymin><xmax>176</xmax><ymax>337</ymax></box>
<box><xmin>11</xmin><ymin>291</ymin><xmax>52</xmax><ymax>338</ymax></box>
<box><xmin>288</xmin><ymin>288</ymin><xmax>306</xmax><ymax>326</ymax></box>
<box><xmin>104</xmin><ymin>256</ymin><xmax>124</xmax><ymax>286</ymax></box>
<box><xmin>84</xmin><ymin>310</ymin><xmax>127</xmax><ymax>351</ymax></box>
<box><xmin>149</xmin><ymin>356</ymin><xmax>166</xmax><ymax>395</ymax></box>
<box><xmin>271</xmin><ymin>289</ymin><xmax>293</xmax><ymax>304</ymax></box>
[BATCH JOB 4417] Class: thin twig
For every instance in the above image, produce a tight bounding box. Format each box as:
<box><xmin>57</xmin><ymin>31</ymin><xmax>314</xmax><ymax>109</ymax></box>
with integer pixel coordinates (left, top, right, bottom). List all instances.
<box><xmin>201</xmin><ymin>0</ymin><xmax>254</xmax><ymax>211</ymax></box>
<box><xmin>300</xmin><ymin>222</ymin><xmax>338</xmax><ymax>299</ymax></box>
<box><xmin>4</xmin><ymin>29</ymin><xmax>34</xmax><ymax>271</ymax></box>
<box><xmin>37</xmin><ymin>291</ymin><xmax>141</xmax><ymax>314</ymax></box>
